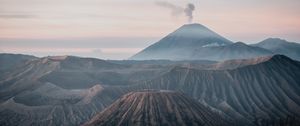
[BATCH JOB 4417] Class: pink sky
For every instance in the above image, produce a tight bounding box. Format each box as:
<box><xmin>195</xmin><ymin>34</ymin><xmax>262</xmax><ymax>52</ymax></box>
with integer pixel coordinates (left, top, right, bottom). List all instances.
<box><xmin>0</xmin><ymin>0</ymin><xmax>300</xmax><ymax>59</ymax></box>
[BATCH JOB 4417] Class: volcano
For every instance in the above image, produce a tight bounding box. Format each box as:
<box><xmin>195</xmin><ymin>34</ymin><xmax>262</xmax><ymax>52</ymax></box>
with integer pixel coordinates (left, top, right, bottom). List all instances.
<box><xmin>130</xmin><ymin>24</ymin><xmax>272</xmax><ymax>61</ymax></box>
<box><xmin>84</xmin><ymin>90</ymin><xmax>233</xmax><ymax>126</ymax></box>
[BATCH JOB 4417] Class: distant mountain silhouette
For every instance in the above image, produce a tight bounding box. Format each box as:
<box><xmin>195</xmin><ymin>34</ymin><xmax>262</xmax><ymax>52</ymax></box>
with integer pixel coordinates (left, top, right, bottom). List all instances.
<box><xmin>130</xmin><ymin>24</ymin><xmax>273</xmax><ymax>61</ymax></box>
<box><xmin>253</xmin><ymin>38</ymin><xmax>300</xmax><ymax>61</ymax></box>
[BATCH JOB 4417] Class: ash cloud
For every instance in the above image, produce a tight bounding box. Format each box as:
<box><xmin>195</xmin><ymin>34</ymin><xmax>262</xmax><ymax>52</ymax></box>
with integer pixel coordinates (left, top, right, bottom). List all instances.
<box><xmin>184</xmin><ymin>3</ymin><xmax>195</xmax><ymax>23</ymax></box>
<box><xmin>155</xmin><ymin>1</ymin><xmax>183</xmax><ymax>16</ymax></box>
<box><xmin>155</xmin><ymin>1</ymin><xmax>196</xmax><ymax>23</ymax></box>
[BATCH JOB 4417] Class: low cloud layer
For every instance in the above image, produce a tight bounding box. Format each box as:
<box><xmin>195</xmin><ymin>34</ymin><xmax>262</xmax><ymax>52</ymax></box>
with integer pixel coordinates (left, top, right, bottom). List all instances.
<box><xmin>0</xmin><ymin>37</ymin><xmax>158</xmax><ymax>59</ymax></box>
<box><xmin>0</xmin><ymin>14</ymin><xmax>37</xmax><ymax>19</ymax></box>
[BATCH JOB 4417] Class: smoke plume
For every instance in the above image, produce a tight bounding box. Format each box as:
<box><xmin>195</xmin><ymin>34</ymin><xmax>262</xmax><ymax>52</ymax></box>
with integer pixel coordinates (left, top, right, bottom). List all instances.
<box><xmin>155</xmin><ymin>1</ymin><xmax>196</xmax><ymax>23</ymax></box>
<box><xmin>184</xmin><ymin>3</ymin><xmax>195</xmax><ymax>23</ymax></box>
<box><xmin>155</xmin><ymin>1</ymin><xmax>183</xmax><ymax>16</ymax></box>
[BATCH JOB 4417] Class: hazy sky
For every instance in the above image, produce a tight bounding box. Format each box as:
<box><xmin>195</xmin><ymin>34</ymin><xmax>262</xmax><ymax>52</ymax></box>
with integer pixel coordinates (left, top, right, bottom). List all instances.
<box><xmin>0</xmin><ymin>0</ymin><xmax>300</xmax><ymax>59</ymax></box>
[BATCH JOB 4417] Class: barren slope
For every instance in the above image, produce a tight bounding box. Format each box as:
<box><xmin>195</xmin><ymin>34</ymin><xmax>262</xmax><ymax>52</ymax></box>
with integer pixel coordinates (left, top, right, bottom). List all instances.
<box><xmin>84</xmin><ymin>91</ymin><xmax>233</xmax><ymax>126</ymax></box>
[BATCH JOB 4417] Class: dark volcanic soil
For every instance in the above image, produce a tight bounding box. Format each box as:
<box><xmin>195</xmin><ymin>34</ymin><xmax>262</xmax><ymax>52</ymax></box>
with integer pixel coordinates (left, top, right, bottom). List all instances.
<box><xmin>84</xmin><ymin>90</ymin><xmax>233</xmax><ymax>126</ymax></box>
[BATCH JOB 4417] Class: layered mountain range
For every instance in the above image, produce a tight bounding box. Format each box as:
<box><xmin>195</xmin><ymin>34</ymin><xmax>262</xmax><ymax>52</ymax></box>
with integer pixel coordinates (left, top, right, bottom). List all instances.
<box><xmin>1</xmin><ymin>23</ymin><xmax>300</xmax><ymax>126</ymax></box>
<box><xmin>0</xmin><ymin>55</ymin><xmax>174</xmax><ymax>125</ymax></box>
<box><xmin>1</xmin><ymin>54</ymin><xmax>300</xmax><ymax>126</ymax></box>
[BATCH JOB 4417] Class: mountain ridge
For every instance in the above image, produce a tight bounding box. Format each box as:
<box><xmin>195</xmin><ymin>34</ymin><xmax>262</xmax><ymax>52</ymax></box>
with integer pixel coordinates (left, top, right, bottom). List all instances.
<box><xmin>116</xmin><ymin>54</ymin><xmax>300</xmax><ymax>123</ymax></box>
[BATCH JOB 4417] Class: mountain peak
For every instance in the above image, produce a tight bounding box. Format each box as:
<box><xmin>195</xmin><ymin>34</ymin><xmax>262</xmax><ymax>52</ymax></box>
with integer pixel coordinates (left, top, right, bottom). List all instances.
<box><xmin>169</xmin><ymin>23</ymin><xmax>232</xmax><ymax>44</ymax></box>
<box><xmin>264</xmin><ymin>38</ymin><xmax>287</xmax><ymax>42</ymax></box>
<box><xmin>84</xmin><ymin>90</ymin><xmax>233</xmax><ymax>126</ymax></box>
<box><xmin>269</xmin><ymin>54</ymin><xmax>292</xmax><ymax>61</ymax></box>
<box><xmin>253</xmin><ymin>38</ymin><xmax>300</xmax><ymax>61</ymax></box>
<box><xmin>130</xmin><ymin>23</ymin><xmax>233</xmax><ymax>60</ymax></box>
<box><xmin>231</xmin><ymin>42</ymin><xmax>248</xmax><ymax>47</ymax></box>
<box><xmin>257</xmin><ymin>38</ymin><xmax>289</xmax><ymax>45</ymax></box>
<box><xmin>235</xmin><ymin>41</ymin><xmax>246</xmax><ymax>44</ymax></box>
<box><xmin>181</xmin><ymin>23</ymin><xmax>207</xmax><ymax>29</ymax></box>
